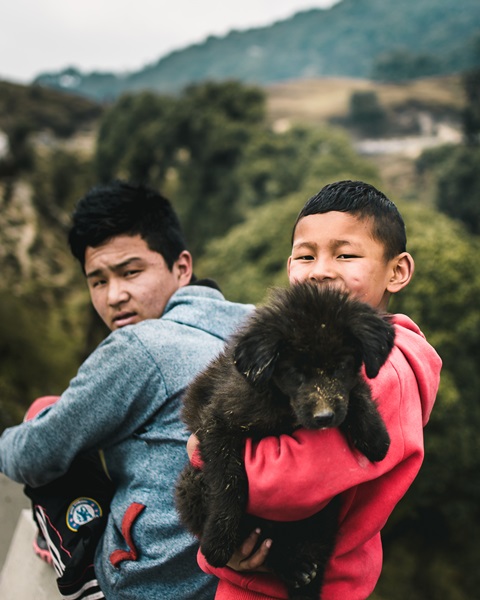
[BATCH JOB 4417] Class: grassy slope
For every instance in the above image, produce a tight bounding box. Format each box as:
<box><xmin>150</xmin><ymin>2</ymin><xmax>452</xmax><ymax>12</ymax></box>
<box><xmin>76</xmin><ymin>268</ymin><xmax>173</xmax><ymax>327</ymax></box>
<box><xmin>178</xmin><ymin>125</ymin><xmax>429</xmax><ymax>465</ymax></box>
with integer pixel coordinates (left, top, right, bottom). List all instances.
<box><xmin>265</xmin><ymin>75</ymin><xmax>464</xmax><ymax>125</ymax></box>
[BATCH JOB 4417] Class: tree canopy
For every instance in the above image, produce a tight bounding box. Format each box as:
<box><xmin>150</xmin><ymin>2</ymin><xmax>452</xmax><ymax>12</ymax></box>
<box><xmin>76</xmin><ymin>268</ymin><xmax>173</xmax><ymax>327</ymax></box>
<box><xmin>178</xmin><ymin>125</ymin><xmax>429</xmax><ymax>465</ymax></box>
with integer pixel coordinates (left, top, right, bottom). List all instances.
<box><xmin>417</xmin><ymin>67</ymin><xmax>480</xmax><ymax>235</ymax></box>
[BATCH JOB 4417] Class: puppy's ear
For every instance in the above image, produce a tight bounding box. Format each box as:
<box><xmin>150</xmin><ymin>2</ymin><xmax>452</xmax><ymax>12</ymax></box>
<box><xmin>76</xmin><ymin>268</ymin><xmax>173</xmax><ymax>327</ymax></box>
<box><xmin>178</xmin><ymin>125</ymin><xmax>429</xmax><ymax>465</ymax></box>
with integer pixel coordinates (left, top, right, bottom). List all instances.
<box><xmin>233</xmin><ymin>327</ymin><xmax>280</xmax><ymax>388</ymax></box>
<box><xmin>349</xmin><ymin>311</ymin><xmax>395</xmax><ymax>379</ymax></box>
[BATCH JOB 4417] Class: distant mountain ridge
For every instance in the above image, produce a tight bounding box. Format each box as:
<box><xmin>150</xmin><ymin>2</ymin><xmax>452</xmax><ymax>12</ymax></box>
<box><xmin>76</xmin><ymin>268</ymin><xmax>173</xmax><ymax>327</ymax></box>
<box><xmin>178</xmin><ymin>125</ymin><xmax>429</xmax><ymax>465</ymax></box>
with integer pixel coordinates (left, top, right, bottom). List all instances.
<box><xmin>35</xmin><ymin>0</ymin><xmax>480</xmax><ymax>101</ymax></box>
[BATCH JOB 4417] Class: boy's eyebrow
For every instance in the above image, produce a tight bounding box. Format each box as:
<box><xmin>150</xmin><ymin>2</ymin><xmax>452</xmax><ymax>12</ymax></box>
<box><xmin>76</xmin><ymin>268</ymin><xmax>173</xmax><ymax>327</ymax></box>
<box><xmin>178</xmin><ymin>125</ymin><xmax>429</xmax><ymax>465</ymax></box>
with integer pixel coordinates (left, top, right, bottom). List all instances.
<box><xmin>292</xmin><ymin>240</ymin><xmax>315</xmax><ymax>250</ymax></box>
<box><xmin>331</xmin><ymin>239</ymin><xmax>355</xmax><ymax>250</ymax></box>
<box><xmin>85</xmin><ymin>257</ymin><xmax>143</xmax><ymax>279</ymax></box>
<box><xmin>292</xmin><ymin>239</ymin><xmax>355</xmax><ymax>251</ymax></box>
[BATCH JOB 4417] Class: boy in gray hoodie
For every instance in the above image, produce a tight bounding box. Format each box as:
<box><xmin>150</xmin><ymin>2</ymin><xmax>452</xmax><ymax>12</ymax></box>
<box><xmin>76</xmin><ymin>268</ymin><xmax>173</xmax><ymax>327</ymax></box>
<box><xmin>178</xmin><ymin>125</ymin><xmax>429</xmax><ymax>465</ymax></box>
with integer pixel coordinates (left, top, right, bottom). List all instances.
<box><xmin>0</xmin><ymin>180</ymin><xmax>252</xmax><ymax>600</ymax></box>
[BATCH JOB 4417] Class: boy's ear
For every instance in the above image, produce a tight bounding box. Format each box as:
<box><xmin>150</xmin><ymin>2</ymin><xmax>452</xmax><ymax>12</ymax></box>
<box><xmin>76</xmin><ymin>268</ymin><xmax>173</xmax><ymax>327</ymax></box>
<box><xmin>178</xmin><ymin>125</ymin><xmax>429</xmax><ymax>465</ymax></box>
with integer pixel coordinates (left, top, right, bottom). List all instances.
<box><xmin>286</xmin><ymin>255</ymin><xmax>292</xmax><ymax>277</ymax></box>
<box><xmin>386</xmin><ymin>252</ymin><xmax>414</xmax><ymax>294</ymax></box>
<box><xmin>175</xmin><ymin>250</ymin><xmax>193</xmax><ymax>287</ymax></box>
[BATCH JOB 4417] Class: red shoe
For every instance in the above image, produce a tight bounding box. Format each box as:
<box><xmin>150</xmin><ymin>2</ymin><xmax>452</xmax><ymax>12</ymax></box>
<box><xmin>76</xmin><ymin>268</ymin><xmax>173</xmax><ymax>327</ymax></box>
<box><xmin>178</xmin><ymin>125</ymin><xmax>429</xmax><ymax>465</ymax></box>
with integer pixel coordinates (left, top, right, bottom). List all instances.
<box><xmin>32</xmin><ymin>531</ymin><xmax>53</xmax><ymax>567</ymax></box>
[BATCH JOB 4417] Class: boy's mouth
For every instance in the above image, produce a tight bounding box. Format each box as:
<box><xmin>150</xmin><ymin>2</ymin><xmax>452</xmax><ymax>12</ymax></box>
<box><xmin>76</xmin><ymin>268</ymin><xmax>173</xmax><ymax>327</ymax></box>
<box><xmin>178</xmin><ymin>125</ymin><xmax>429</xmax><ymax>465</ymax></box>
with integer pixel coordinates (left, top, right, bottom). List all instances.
<box><xmin>112</xmin><ymin>312</ymin><xmax>138</xmax><ymax>328</ymax></box>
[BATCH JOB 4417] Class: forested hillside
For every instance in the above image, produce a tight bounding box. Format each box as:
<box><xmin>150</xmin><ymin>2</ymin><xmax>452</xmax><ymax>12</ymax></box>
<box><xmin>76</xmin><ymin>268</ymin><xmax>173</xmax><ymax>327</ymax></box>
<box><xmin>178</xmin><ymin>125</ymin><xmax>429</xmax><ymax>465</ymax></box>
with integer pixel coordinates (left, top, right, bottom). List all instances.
<box><xmin>34</xmin><ymin>0</ymin><xmax>480</xmax><ymax>101</ymax></box>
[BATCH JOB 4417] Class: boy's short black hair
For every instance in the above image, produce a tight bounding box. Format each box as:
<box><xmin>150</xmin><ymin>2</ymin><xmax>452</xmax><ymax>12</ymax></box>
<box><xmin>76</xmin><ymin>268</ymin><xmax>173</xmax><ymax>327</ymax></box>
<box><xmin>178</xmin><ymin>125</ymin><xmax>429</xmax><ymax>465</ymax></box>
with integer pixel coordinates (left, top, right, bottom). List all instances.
<box><xmin>292</xmin><ymin>180</ymin><xmax>407</xmax><ymax>260</ymax></box>
<box><xmin>68</xmin><ymin>180</ymin><xmax>188</xmax><ymax>270</ymax></box>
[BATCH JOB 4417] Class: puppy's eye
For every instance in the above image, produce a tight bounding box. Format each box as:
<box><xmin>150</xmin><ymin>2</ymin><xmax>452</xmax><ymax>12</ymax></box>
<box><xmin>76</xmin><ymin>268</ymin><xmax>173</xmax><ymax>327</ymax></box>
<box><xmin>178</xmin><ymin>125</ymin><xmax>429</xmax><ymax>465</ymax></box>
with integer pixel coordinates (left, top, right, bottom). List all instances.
<box><xmin>275</xmin><ymin>366</ymin><xmax>303</xmax><ymax>389</ymax></box>
<box><xmin>334</xmin><ymin>356</ymin><xmax>356</xmax><ymax>376</ymax></box>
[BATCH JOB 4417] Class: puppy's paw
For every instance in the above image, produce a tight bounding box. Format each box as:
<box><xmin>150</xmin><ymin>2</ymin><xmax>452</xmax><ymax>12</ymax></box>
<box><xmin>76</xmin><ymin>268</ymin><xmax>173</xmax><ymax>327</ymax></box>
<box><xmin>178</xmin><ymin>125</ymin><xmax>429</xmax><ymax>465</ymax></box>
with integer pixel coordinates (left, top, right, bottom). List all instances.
<box><xmin>271</xmin><ymin>553</ymin><xmax>319</xmax><ymax>589</ymax></box>
<box><xmin>354</xmin><ymin>430</ymin><xmax>390</xmax><ymax>462</ymax></box>
<box><xmin>202</xmin><ymin>544</ymin><xmax>231</xmax><ymax>567</ymax></box>
<box><xmin>201</xmin><ymin>531</ymin><xmax>234</xmax><ymax>568</ymax></box>
<box><xmin>290</xmin><ymin>560</ymin><xmax>318</xmax><ymax>588</ymax></box>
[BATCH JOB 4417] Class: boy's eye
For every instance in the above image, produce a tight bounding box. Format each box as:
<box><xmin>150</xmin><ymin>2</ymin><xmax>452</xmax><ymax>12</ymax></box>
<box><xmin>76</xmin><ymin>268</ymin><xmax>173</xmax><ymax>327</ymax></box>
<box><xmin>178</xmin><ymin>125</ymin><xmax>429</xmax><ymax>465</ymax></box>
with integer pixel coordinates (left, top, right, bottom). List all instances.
<box><xmin>91</xmin><ymin>279</ymin><xmax>106</xmax><ymax>288</ymax></box>
<box><xmin>296</xmin><ymin>255</ymin><xmax>314</xmax><ymax>261</ymax></box>
<box><xmin>338</xmin><ymin>254</ymin><xmax>358</xmax><ymax>259</ymax></box>
<box><xmin>124</xmin><ymin>269</ymin><xmax>141</xmax><ymax>277</ymax></box>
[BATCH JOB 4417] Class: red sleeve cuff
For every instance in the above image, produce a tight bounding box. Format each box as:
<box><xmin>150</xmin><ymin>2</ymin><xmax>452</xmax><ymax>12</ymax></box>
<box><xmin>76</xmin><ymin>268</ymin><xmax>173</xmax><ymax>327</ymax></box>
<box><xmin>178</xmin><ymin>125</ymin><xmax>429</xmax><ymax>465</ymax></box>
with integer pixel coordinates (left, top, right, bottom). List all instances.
<box><xmin>190</xmin><ymin>447</ymin><xmax>205</xmax><ymax>470</ymax></box>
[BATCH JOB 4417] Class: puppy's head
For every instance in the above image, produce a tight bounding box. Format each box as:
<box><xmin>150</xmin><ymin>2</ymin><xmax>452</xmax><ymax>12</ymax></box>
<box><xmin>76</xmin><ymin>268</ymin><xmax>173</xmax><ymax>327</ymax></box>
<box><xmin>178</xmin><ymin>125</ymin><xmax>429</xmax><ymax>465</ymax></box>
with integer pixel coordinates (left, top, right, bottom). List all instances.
<box><xmin>233</xmin><ymin>283</ymin><xmax>395</xmax><ymax>428</ymax></box>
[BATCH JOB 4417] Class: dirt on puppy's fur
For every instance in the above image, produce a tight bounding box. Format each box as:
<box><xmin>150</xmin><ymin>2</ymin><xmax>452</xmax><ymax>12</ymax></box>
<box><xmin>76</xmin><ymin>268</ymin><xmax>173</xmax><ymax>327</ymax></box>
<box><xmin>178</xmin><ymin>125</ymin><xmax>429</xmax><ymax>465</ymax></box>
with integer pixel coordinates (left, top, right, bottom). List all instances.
<box><xmin>176</xmin><ymin>283</ymin><xmax>394</xmax><ymax>600</ymax></box>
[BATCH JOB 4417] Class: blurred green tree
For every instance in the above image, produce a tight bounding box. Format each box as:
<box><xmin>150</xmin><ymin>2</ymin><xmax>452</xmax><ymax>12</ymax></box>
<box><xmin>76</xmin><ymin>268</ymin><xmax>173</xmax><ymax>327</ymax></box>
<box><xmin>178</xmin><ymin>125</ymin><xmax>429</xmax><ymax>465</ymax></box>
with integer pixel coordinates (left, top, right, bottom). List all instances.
<box><xmin>434</xmin><ymin>146</ymin><xmax>480</xmax><ymax>235</ymax></box>
<box><xmin>94</xmin><ymin>81</ymin><xmax>265</xmax><ymax>255</ymax></box>
<box><xmin>95</xmin><ymin>92</ymin><xmax>176</xmax><ymax>184</ymax></box>
<box><xmin>0</xmin><ymin>120</ymin><xmax>35</xmax><ymax>176</ymax></box>
<box><xmin>417</xmin><ymin>65</ymin><xmax>480</xmax><ymax>235</ymax></box>
<box><xmin>0</xmin><ymin>290</ymin><xmax>87</xmax><ymax>431</ymax></box>
<box><xmin>348</xmin><ymin>90</ymin><xmax>388</xmax><ymax>137</ymax></box>
<box><xmin>462</xmin><ymin>66</ymin><xmax>480</xmax><ymax>146</ymax></box>
<box><xmin>237</xmin><ymin>126</ymin><xmax>376</xmax><ymax>209</ymax></box>
<box><xmin>33</xmin><ymin>148</ymin><xmax>95</xmax><ymax>230</ymax></box>
<box><xmin>171</xmin><ymin>81</ymin><xmax>265</xmax><ymax>254</ymax></box>
<box><xmin>375</xmin><ymin>203</ymin><xmax>480</xmax><ymax>599</ymax></box>
<box><xmin>372</xmin><ymin>49</ymin><xmax>441</xmax><ymax>82</ymax></box>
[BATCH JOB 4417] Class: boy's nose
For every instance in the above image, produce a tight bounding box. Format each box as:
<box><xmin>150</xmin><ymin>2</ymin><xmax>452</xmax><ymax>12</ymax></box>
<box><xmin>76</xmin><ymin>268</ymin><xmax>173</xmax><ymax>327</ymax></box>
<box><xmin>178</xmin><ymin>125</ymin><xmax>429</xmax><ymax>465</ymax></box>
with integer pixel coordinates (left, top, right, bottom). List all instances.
<box><xmin>107</xmin><ymin>280</ymin><xmax>129</xmax><ymax>306</ymax></box>
<box><xmin>309</xmin><ymin>258</ymin><xmax>336</xmax><ymax>282</ymax></box>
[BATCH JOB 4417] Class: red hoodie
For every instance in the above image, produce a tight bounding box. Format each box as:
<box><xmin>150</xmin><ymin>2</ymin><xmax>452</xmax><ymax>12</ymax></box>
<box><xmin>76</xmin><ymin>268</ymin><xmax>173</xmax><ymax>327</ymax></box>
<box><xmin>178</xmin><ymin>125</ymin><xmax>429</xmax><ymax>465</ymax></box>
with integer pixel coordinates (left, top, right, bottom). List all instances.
<box><xmin>197</xmin><ymin>314</ymin><xmax>442</xmax><ymax>599</ymax></box>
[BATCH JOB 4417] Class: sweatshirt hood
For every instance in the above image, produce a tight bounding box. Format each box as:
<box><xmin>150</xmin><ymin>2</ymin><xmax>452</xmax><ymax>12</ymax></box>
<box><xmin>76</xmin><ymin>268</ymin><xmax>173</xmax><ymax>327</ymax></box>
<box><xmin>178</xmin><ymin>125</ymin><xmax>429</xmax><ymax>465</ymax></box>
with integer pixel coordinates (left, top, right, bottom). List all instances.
<box><xmin>391</xmin><ymin>313</ymin><xmax>442</xmax><ymax>426</ymax></box>
<box><xmin>163</xmin><ymin>285</ymin><xmax>254</xmax><ymax>341</ymax></box>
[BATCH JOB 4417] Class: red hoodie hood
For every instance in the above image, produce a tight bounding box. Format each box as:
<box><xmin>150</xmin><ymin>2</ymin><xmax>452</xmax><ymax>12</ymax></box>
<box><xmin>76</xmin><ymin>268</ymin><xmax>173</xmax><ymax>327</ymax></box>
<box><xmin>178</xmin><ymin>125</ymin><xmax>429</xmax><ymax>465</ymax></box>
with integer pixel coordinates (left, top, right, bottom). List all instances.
<box><xmin>390</xmin><ymin>314</ymin><xmax>442</xmax><ymax>426</ymax></box>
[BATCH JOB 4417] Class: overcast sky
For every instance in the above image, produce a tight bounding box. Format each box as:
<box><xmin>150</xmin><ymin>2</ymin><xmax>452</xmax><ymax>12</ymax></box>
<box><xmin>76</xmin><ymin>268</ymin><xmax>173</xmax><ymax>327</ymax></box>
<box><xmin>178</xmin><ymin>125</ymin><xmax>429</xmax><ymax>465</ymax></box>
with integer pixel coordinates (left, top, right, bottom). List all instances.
<box><xmin>1</xmin><ymin>0</ymin><xmax>340</xmax><ymax>84</ymax></box>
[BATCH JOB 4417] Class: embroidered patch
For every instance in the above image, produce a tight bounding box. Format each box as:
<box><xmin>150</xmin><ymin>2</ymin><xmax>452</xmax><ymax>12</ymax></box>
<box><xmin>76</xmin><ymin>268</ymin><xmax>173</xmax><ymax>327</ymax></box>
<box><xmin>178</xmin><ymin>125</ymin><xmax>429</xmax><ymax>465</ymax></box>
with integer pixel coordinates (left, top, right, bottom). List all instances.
<box><xmin>66</xmin><ymin>497</ymin><xmax>102</xmax><ymax>531</ymax></box>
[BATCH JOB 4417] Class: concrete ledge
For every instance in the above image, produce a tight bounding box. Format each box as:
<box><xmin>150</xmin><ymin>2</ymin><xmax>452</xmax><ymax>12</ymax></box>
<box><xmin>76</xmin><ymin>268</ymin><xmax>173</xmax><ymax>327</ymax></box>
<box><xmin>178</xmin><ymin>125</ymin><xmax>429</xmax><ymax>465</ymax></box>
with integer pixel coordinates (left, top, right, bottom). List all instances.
<box><xmin>0</xmin><ymin>474</ymin><xmax>29</xmax><ymax>568</ymax></box>
<box><xmin>0</xmin><ymin>509</ymin><xmax>60</xmax><ymax>598</ymax></box>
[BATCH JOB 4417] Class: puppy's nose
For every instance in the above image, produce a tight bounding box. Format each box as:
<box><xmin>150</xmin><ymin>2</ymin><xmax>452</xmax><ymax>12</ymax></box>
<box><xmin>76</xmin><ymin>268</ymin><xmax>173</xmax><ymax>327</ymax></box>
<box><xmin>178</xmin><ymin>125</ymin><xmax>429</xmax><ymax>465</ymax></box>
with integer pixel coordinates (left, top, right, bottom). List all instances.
<box><xmin>313</xmin><ymin>409</ymin><xmax>335</xmax><ymax>428</ymax></box>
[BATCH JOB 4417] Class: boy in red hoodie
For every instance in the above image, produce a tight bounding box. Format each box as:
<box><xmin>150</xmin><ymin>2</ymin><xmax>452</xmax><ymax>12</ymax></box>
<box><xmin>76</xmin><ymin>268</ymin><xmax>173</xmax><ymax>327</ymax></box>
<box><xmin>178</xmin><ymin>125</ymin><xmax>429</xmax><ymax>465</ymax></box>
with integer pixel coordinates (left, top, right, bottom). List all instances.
<box><xmin>190</xmin><ymin>180</ymin><xmax>442</xmax><ymax>599</ymax></box>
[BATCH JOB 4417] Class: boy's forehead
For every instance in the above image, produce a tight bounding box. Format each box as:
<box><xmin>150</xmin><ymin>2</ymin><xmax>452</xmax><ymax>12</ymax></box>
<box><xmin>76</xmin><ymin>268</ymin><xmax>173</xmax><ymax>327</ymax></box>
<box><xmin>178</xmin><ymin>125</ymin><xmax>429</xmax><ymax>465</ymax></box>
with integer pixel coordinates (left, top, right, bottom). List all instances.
<box><xmin>293</xmin><ymin>211</ymin><xmax>375</xmax><ymax>242</ymax></box>
<box><xmin>84</xmin><ymin>234</ymin><xmax>161</xmax><ymax>272</ymax></box>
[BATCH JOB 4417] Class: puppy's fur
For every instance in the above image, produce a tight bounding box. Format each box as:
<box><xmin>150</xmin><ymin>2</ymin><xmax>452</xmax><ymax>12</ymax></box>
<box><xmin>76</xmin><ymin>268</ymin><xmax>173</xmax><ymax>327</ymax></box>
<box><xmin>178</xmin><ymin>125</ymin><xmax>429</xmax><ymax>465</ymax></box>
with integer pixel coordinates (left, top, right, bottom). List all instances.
<box><xmin>176</xmin><ymin>283</ymin><xmax>394</xmax><ymax>600</ymax></box>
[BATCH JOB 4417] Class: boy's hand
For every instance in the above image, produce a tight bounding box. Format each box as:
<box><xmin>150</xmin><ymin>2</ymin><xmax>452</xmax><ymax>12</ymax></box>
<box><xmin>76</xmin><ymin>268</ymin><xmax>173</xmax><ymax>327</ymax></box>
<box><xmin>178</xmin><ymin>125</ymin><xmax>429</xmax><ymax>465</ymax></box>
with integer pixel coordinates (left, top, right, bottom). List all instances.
<box><xmin>227</xmin><ymin>528</ymin><xmax>272</xmax><ymax>573</ymax></box>
<box><xmin>187</xmin><ymin>433</ymin><xmax>200</xmax><ymax>460</ymax></box>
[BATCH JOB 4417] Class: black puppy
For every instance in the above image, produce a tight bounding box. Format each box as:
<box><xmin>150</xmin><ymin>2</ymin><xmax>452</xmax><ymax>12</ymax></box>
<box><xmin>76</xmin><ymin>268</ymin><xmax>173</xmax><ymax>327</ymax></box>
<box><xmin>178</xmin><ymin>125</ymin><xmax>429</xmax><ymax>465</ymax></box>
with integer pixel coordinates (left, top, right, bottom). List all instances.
<box><xmin>176</xmin><ymin>283</ymin><xmax>394</xmax><ymax>600</ymax></box>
